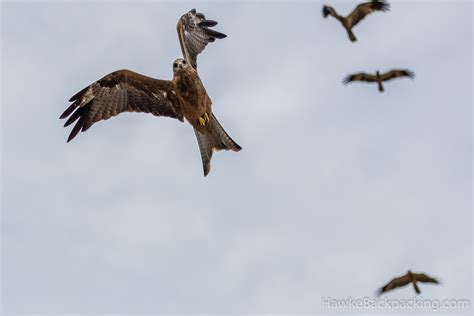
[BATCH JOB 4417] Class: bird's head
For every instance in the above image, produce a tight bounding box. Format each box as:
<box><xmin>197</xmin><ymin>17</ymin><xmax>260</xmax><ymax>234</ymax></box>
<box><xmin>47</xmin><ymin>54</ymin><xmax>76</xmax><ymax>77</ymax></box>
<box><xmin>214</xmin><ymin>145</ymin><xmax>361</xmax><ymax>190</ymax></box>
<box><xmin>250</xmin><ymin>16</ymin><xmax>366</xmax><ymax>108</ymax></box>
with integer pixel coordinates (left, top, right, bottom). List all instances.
<box><xmin>376</xmin><ymin>70</ymin><xmax>380</xmax><ymax>76</ymax></box>
<box><xmin>407</xmin><ymin>270</ymin><xmax>413</xmax><ymax>275</ymax></box>
<box><xmin>173</xmin><ymin>58</ymin><xmax>189</xmax><ymax>73</ymax></box>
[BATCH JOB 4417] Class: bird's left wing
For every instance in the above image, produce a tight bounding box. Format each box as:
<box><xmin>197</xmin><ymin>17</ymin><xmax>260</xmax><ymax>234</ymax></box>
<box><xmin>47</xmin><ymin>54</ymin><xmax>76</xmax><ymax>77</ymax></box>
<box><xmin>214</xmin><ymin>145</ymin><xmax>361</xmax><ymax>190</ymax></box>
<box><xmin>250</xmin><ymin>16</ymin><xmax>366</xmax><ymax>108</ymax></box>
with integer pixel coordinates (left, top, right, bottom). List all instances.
<box><xmin>347</xmin><ymin>0</ymin><xmax>390</xmax><ymax>28</ymax></box>
<box><xmin>343</xmin><ymin>72</ymin><xmax>377</xmax><ymax>84</ymax></box>
<box><xmin>60</xmin><ymin>69</ymin><xmax>183</xmax><ymax>142</ymax></box>
<box><xmin>376</xmin><ymin>274</ymin><xmax>411</xmax><ymax>296</ymax></box>
<box><xmin>176</xmin><ymin>9</ymin><xmax>227</xmax><ymax>69</ymax></box>
<box><xmin>380</xmin><ymin>69</ymin><xmax>415</xmax><ymax>81</ymax></box>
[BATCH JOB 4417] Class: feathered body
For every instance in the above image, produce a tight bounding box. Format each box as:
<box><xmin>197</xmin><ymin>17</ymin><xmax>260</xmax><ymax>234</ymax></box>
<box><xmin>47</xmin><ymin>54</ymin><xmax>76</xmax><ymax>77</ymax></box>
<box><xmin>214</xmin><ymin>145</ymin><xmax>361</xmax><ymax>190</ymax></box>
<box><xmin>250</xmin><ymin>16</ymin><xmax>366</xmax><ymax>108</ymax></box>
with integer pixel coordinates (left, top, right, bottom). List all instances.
<box><xmin>172</xmin><ymin>62</ymin><xmax>211</xmax><ymax>133</ymax></box>
<box><xmin>171</xmin><ymin>60</ymin><xmax>241</xmax><ymax>175</ymax></box>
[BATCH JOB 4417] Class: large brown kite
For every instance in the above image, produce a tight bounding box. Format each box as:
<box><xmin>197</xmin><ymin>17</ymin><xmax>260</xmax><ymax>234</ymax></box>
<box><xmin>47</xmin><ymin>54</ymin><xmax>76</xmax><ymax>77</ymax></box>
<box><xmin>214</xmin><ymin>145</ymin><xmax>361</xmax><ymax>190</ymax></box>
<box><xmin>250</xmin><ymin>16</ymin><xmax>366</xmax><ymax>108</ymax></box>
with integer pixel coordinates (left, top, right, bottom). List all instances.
<box><xmin>343</xmin><ymin>69</ymin><xmax>415</xmax><ymax>92</ymax></box>
<box><xmin>322</xmin><ymin>0</ymin><xmax>390</xmax><ymax>42</ymax></box>
<box><xmin>377</xmin><ymin>270</ymin><xmax>440</xmax><ymax>296</ymax></box>
<box><xmin>60</xmin><ymin>9</ymin><xmax>241</xmax><ymax>176</ymax></box>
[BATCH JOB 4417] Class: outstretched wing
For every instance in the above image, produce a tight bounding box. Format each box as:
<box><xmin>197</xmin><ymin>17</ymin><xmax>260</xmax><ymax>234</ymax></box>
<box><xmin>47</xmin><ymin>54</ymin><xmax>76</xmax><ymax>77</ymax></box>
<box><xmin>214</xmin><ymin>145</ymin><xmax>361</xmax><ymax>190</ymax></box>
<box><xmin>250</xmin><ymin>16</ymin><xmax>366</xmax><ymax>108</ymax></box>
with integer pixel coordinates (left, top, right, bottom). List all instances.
<box><xmin>377</xmin><ymin>273</ymin><xmax>412</xmax><ymax>296</ymax></box>
<box><xmin>343</xmin><ymin>72</ymin><xmax>377</xmax><ymax>84</ymax></box>
<box><xmin>413</xmin><ymin>273</ymin><xmax>440</xmax><ymax>284</ymax></box>
<box><xmin>347</xmin><ymin>0</ymin><xmax>390</xmax><ymax>28</ymax></box>
<box><xmin>380</xmin><ymin>69</ymin><xmax>415</xmax><ymax>82</ymax></box>
<box><xmin>322</xmin><ymin>5</ymin><xmax>338</xmax><ymax>18</ymax></box>
<box><xmin>176</xmin><ymin>8</ymin><xmax>227</xmax><ymax>69</ymax></box>
<box><xmin>60</xmin><ymin>70</ymin><xmax>183</xmax><ymax>142</ymax></box>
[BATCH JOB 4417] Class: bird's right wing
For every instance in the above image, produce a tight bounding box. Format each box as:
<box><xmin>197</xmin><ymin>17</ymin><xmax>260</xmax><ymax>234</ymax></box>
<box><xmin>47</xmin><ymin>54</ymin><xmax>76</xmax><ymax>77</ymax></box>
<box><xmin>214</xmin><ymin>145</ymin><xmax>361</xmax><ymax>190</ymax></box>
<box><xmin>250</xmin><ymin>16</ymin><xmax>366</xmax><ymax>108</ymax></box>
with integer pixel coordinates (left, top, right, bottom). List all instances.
<box><xmin>377</xmin><ymin>274</ymin><xmax>411</xmax><ymax>296</ymax></box>
<box><xmin>60</xmin><ymin>70</ymin><xmax>183</xmax><ymax>142</ymax></box>
<box><xmin>343</xmin><ymin>72</ymin><xmax>377</xmax><ymax>84</ymax></box>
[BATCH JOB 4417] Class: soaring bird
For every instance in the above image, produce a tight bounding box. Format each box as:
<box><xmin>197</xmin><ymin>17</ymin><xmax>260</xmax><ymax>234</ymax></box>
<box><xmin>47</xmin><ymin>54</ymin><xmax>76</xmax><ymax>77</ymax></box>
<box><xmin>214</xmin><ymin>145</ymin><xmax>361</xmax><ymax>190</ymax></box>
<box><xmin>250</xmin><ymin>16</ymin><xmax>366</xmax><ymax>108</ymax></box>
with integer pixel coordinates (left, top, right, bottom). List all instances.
<box><xmin>322</xmin><ymin>0</ymin><xmax>390</xmax><ymax>42</ymax></box>
<box><xmin>343</xmin><ymin>69</ymin><xmax>415</xmax><ymax>92</ymax></box>
<box><xmin>377</xmin><ymin>270</ymin><xmax>440</xmax><ymax>296</ymax></box>
<box><xmin>60</xmin><ymin>9</ymin><xmax>241</xmax><ymax>177</ymax></box>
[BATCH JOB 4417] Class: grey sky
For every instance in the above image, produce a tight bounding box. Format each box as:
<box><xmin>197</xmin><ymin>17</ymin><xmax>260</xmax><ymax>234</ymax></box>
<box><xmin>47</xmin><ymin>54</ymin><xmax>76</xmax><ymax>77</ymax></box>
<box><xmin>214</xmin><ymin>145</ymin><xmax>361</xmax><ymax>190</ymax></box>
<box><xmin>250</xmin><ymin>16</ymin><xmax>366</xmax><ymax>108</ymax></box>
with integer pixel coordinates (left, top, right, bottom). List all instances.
<box><xmin>1</xmin><ymin>0</ymin><xmax>472</xmax><ymax>314</ymax></box>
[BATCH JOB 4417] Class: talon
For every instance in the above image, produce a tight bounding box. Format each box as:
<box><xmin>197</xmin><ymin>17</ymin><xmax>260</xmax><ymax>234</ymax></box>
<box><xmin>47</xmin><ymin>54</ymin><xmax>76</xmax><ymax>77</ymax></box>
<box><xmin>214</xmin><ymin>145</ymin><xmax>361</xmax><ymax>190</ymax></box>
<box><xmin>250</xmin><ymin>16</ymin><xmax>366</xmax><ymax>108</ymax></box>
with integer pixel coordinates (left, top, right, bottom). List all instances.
<box><xmin>199</xmin><ymin>113</ymin><xmax>210</xmax><ymax>126</ymax></box>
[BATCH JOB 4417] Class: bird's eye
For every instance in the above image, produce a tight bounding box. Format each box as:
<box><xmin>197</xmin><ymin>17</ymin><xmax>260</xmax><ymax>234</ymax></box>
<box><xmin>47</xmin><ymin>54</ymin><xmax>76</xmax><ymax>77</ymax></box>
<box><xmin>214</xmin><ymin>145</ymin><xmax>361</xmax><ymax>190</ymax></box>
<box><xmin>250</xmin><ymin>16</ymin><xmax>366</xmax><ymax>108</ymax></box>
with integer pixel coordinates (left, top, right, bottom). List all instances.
<box><xmin>182</xmin><ymin>60</ymin><xmax>186</xmax><ymax>64</ymax></box>
<box><xmin>173</xmin><ymin>62</ymin><xmax>177</xmax><ymax>68</ymax></box>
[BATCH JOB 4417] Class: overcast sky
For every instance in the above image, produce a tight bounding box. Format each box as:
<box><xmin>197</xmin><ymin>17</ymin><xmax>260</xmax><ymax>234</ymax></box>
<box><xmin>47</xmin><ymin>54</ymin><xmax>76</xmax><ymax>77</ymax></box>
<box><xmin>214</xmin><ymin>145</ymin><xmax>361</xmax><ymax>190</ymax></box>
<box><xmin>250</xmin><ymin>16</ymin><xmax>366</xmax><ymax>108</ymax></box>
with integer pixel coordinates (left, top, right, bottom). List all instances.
<box><xmin>1</xmin><ymin>0</ymin><xmax>472</xmax><ymax>314</ymax></box>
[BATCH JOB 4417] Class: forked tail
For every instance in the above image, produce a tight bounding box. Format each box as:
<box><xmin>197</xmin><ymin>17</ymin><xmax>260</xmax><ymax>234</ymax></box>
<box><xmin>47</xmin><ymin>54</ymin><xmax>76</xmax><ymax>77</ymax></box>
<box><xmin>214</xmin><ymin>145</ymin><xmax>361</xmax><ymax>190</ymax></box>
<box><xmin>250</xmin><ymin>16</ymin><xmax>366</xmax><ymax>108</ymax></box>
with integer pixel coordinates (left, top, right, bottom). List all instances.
<box><xmin>377</xmin><ymin>81</ymin><xmax>385</xmax><ymax>92</ymax></box>
<box><xmin>194</xmin><ymin>113</ymin><xmax>241</xmax><ymax>176</ymax></box>
<box><xmin>346</xmin><ymin>28</ymin><xmax>357</xmax><ymax>42</ymax></box>
<box><xmin>413</xmin><ymin>283</ymin><xmax>421</xmax><ymax>294</ymax></box>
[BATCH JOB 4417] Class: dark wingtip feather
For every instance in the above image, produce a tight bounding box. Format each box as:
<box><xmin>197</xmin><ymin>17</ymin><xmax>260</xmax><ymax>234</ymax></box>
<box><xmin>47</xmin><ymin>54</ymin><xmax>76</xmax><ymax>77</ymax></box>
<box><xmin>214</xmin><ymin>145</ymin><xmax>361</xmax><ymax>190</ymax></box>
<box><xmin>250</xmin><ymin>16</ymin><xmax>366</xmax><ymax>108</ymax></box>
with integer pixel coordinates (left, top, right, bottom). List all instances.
<box><xmin>67</xmin><ymin>116</ymin><xmax>85</xmax><ymax>142</ymax></box>
<box><xmin>69</xmin><ymin>93</ymin><xmax>80</xmax><ymax>103</ymax></box>
<box><xmin>406</xmin><ymin>70</ymin><xmax>415</xmax><ymax>79</ymax></box>
<box><xmin>60</xmin><ymin>103</ymin><xmax>77</xmax><ymax>119</ymax></box>
<box><xmin>342</xmin><ymin>76</ymin><xmax>352</xmax><ymax>85</ymax></box>
<box><xmin>322</xmin><ymin>6</ymin><xmax>329</xmax><ymax>17</ymax></box>
<box><xmin>68</xmin><ymin>86</ymin><xmax>89</xmax><ymax>102</ymax></box>
<box><xmin>373</xmin><ymin>0</ymin><xmax>390</xmax><ymax>12</ymax></box>
<box><xmin>375</xmin><ymin>287</ymin><xmax>384</xmax><ymax>297</ymax></box>
<box><xmin>205</xmin><ymin>28</ymin><xmax>227</xmax><ymax>39</ymax></box>
<box><xmin>64</xmin><ymin>106</ymin><xmax>85</xmax><ymax>127</ymax></box>
<box><xmin>199</xmin><ymin>19</ymin><xmax>218</xmax><ymax>27</ymax></box>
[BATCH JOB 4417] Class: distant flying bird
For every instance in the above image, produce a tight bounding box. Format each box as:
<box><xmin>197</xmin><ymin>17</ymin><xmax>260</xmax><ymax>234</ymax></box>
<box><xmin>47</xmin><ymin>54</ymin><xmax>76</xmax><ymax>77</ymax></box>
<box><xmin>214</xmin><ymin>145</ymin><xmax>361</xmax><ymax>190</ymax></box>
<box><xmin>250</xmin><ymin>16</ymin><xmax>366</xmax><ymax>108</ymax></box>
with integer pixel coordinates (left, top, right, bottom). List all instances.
<box><xmin>377</xmin><ymin>270</ymin><xmax>440</xmax><ymax>296</ymax></box>
<box><xmin>343</xmin><ymin>69</ymin><xmax>415</xmax><ymax>92</ymax></box>
<box><xmin>322</xmin><ymin>0</ymin><xmax>390</xmax><ymax>42</ymax></box>
<box><xmin>60</xmin><ymin>9</ymin><xmax>241</xmax><ymax>176</ymax></box>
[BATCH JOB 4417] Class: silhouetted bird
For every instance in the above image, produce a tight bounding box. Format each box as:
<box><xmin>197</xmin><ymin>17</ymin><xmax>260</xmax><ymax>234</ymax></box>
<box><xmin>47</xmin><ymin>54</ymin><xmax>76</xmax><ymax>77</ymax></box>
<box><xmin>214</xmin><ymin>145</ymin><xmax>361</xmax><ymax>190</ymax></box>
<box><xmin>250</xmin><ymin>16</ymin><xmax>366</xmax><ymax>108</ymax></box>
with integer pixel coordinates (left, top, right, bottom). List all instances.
<box><xmin>322</xmin><ymin>0</ymin><xmax>390</xmax><ymax>42</ymax></box>
<box><xmin>377</xmin><ymin>270</ymin><xmax>440</xmax><ymax>295</ymax></box>
<box><xmin>343</xmin><ymin>69</ymin><xmax>415</xmax><ymax>92</ymax></box>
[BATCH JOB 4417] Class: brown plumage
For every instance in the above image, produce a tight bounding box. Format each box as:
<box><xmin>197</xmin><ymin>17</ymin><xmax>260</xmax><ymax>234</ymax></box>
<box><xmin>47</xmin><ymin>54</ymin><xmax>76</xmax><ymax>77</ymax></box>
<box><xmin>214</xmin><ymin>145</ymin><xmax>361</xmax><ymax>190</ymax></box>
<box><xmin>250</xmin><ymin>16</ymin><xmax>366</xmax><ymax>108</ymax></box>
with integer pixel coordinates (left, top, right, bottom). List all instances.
<box><xmin>343</xmin><ymin>69</ymin><xmax>415</xmax><ymax>92</ymax></box>
<box><xmin>322</xmin><ymin>0</ymin><xmax>390</xmax><ymax>42</ymax></box>
<box><xmin>377</xmin><ymin>270</ymin><xmax>440</xmax><ymax>296</ymax></box>
<box><xmin>60</xmin><ymin>9</ymin><xmax>241</xmax><ymax>176</ymax></box>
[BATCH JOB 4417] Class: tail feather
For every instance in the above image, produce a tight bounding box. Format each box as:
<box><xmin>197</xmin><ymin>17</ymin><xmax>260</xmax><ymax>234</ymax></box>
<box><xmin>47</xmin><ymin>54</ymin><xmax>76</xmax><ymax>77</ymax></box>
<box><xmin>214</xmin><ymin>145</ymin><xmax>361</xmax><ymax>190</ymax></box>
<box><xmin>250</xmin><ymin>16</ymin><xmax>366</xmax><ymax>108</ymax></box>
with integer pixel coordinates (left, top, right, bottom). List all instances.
<box><xmin>378</xmin><ymin>81</ymin><xmax>385</xmax><ymax>92</ymax></box>
<box><xmin>347</xmin><ymin>28</ymin><xmax>357</xmax><ymax>42</ymax></box>
<box><xmin>413</xmin><ymin>283</ymin><xmax>421</xmax><ymax>294</ymax></box>
<box><xmin>194</xmin><ymin>113</ymin><xmax>241</xmax><ymax>176</ymax></box>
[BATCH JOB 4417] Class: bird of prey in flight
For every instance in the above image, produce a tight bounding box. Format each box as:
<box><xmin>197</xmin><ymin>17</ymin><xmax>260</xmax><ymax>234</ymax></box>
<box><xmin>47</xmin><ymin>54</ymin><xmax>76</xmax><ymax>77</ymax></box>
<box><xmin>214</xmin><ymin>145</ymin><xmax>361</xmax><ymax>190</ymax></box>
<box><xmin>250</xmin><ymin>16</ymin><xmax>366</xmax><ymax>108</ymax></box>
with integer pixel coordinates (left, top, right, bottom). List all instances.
<box><xmin>60</xmin><ymin>9</ymin><xmax>241</xmax><ymax>176</ymax></box>
<box><xmin>322</xmin><ymin>0</ymin><xmax>390</xmax><ymax>42</ymax></box>
<box><xmin>343</xmin><ymin>69</ymin><xmax>415</xmax><ymax>92</ymax></box>
<box><xmin>377</xmin><ymin>270</ymin><xmax>440</xmax><ymax>295</ymax></box>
